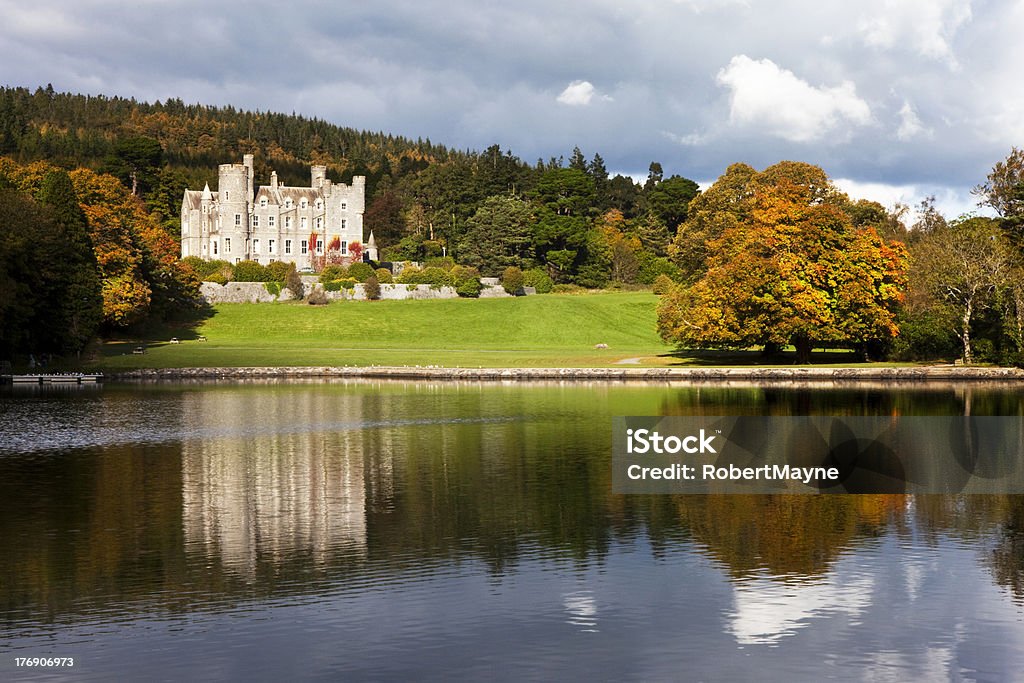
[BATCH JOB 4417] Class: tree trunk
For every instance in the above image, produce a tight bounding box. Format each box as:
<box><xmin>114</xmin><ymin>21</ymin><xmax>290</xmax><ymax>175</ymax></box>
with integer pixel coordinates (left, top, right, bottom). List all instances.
<box><xmin>793</xmin><ymin>335</ymin><xmax>812</xmax><ymax>365</ymax></box>
<box><xmin>961</xmin><ymin>296</ymin><xmax>973</xmax><ymax>364</ymax></box>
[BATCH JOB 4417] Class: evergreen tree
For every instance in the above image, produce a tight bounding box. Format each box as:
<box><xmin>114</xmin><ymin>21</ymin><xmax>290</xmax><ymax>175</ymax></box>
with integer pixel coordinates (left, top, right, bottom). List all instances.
<box><xmin>37</xmin><ymin>170</ymin><xmax>102</xmax><ymax>354</ymax></box>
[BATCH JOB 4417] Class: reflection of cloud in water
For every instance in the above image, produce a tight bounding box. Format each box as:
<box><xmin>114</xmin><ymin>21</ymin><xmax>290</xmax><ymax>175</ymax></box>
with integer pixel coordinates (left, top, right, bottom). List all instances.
<box><xmin>563</xmin><ymin>590</ymin><xmax>599</xmax><ymax>633</ymax></box>
<box><xmin>863</xmin><ymin>644</ymin><xmax>956</xmax><ymax>682</ymax></box>
<box><xmin>729</xmin><ymin>574</ymin><xmax>874</xmax><ymax>645</ymax></box>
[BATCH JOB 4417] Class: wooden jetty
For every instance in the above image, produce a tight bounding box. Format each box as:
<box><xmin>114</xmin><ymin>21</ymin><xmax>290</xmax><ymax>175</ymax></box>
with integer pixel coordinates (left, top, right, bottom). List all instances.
<box><xmin>3</xmin><ymin>373</ymin><xmax>103</xmax><ymax>385</ymax></box>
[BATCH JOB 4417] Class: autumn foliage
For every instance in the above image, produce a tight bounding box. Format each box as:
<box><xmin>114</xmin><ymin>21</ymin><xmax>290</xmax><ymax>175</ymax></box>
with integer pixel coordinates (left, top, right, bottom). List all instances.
<box><xmin>659</xmin><ymin>162</ymin><xmax>908</xmax><ymax>362</ymax></box>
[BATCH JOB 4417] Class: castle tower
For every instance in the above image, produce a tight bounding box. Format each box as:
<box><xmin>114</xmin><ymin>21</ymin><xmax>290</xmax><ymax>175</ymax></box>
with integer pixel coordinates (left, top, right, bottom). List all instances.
<box><xmin>218</xmin><ymin>161</ymin><xmax>251</xmax><ymax>261</ymax></box>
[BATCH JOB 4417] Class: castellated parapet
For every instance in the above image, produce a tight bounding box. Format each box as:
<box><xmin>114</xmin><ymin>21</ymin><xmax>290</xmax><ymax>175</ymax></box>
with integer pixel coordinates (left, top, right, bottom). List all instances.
<box><xmin>180</xmin><ymin>157</ymin><xmax>372</xmax><ymax>268</ymax></box>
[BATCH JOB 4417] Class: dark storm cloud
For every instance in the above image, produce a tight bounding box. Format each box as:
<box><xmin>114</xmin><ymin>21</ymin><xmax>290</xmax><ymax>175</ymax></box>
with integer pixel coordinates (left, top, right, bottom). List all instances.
<box><xmin>1</xmin><ymin>0</ymin><xmax>1017</xmax><ymax>215</ymax></box>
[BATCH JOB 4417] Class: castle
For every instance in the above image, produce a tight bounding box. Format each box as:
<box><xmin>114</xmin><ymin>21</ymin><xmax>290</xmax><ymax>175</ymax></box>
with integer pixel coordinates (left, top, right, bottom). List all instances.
<box><xmin>180</xmin><ymin>155</ymin><xmax>375</xmax><ymax>267</ymax></box>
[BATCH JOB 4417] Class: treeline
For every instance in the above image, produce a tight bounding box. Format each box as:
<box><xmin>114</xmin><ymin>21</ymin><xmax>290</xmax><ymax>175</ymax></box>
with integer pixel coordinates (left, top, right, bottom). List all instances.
<box><xmin>0</xmin><ymin>158</ymin><xmax>199</xmax><ymax>361</ymax></box>
<box><xmin>0</xmin><ymin>85</ymin><xmax>698</xmax><ymax>288</ymax></box>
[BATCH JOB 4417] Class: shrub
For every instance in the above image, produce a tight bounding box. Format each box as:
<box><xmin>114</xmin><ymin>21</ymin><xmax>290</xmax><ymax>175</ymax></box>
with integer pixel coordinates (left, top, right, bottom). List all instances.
<box><xmin>450</xmin><ymin>265</ymin><xmax>482</xmax><ymax>298</ymax></box>
<box><xmin>375</xmin><ymin>268</ymin><xmax>393</xmax><ymax>283</ymax></box>
<box><xmin>265</xmin><ymin>281</ymin><xmax>283</xmax><ymax>297</ymax></box>
<box><xmin>421</xmin><ymin>267</ymin><xmax>451</xmax><ymax>287</ymax></box>
<box><xmin>323</xmin><ymin>278</ymin><xmax>357</xmax><ymax>292</ymax></box>
<box><xmin>347</xmin><ymin>262</ymin><xmax>375</xmax><ymax>282</ymax></box>
<box><xmin>399</xmin><ymin>266</ymin><xmax>450</xmax><ymax>287</ymax></box>
<box><xmin>424</xmin><ymin>256</ymin><xmax>456</xmax><ymax>271</ymax></box>
<box><xmin>285</xmin><ymin>267</ymin><xmax>304</xmax><ymax>299</ymax></box>
<box><xmin>636</xmin><ymin>253</ymin><xmax>682</xmax><ymax>285</ymax></box>
<box><xmin>888</xmin><ymin>308</ymin><xmax>959</xmax><ymax>361</ymax></box>
<box><xmin>233</xmin><ymin>260</ymin><xmax>271</xmax><ymax>282</ymax></box>
<box><xmin>320</xmin><ymin>264</ymin><xmax>347</xmax><ymax>283</ymax></box>
<box><xmin>266</xmin><ymin>260</ymin><xmax>291</xmax><ymax>283</ymax></box>
<box><xmin>396</xmin><ymin>265</ymin><xmax>422</xmax><ymax>283</ymax></box>
<box><xmin>364</xmin><ymin>275</ymin><xmax>381</xmax><ymax>300</ymax></box>
<box><xmin>522</xmin><ymin>268</ymin><xmax>553</xmax><ymax>293</ymax></box>
<box><xmin>307</xmin><ymin>287</ymin><xmax>329</xmax><ymax>305</ymax></box>
<box><xmin>183</xmin><ymin>257</ymin><xmax>234</xmax><ymax>282</ymax></box>
<box><xmin>205</xmin><ymin>271</ymin><xmax>229</xmax><ymax>285</ymax></box>
<box><xmin>652</xmin><ymin>274</ymin><xmax>675</xmax><ymax>295</ymax></box>
<box><xmin>502</xmin><ymin>266</ymin><xmax>524</xmax><ymax>294</ymax></box>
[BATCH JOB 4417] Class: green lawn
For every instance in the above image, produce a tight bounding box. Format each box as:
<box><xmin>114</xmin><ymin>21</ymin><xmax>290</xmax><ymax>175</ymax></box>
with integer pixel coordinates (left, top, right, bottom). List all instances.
<box><xmin>89</xmin><ymin>292</ymin><xmax>926</xmax><ymax>370</ymax></box>
<box><xmin>93</xmin><ymin>292</ymin><xmax>674</xmax><ymax>369</ymax></box>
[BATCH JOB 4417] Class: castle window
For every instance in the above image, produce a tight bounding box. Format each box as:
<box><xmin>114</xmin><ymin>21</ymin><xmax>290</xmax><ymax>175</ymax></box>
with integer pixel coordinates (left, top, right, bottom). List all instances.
<box><xmin>341</xmin><ymin>202</ymin><xmax>347</xmax><ymax>210</ymax></box>
<box><xmin>316</xmin><ymin>239</ymin><xmax>323</xmax><ymax>254</ymax></box>
<box><xmin>301</xmin><ymin>216</ymin><xmax>308</xmax><ymax>229</ymax></box>
<box><xmin>301</xmin><ymin>240</ymin><xmax>308</xmax><ymax>255</ymax></box>
<box><xmin>285</xmin><ymin>216</ymin><xmax>292</xmax><ymax>228</ymax></box>
<box><xmin>235</xmin><ymin>214</ymin><xmax>241</xmax><ymax>226</ymax></box>
<box><xmin>315</xmin><ymin>199</ymin><xmax>323</xmax><ymax>210</ymax></box>
<box><xmin>268</xmin><ymin>239</ymin><xmax>275</xmax><ymax>254</ymax></box>
<box><xmin>300</xmin><ymin>198</ymin><xmax>308</xmax><ymax>209</ymax></box>
<box><xmin>225</xmin><ymin>238</ymin><xmax>231</xmax><ymax>253</ymax></box>
<box><xmin>340</xmin><ymin>240</ymin><xmax>347</xmax><ymax>254</ymax></box>
<box><xmin>253</xmin><ymin>239</ymin><xmax>260</xmax><ymax>253</ymax></box>
<box><xmin>253</xmin><ymin>215</ymin><xmax>260</xmax><ymax>228</ymax></box>
<box><xmin>268</xmin><ymin>216</ymin><xmax>275</xmax><ymax>228</ymax></box>
<box><xmin>225</xmin><ymin>191</ymin><xmax>230</xmax><ymax>200</ymax></box>
<box><xmin>285</xmin><ymin>198</ymin><xmax>293</xmax><ymax>209</ymax></box>
<box><xmin>285</xmin><ymin>239</ymin><xmax>292</xmax><ymax>254</ymax></box>
<box><xmin>213</xmin><ymin>241</ymin><xmax>218</xmax><ymax>255</ymax></box>
<box><xmin>260</xmin><ymin>197</ymin><xmax>268</xmax><ymax>208</ymax></box>
<box><xmin>341</xmin><ymin>218</ymin><xmax>347</xmax><ymax>230</ymax></box>
<box><xmin>316</xmin><ymin>217</ymin><xmax>322</xmax><ymax>229</ymax></box>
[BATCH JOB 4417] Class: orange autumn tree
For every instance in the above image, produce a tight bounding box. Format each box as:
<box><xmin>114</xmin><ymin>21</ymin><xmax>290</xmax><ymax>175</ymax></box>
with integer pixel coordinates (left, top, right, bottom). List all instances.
<box><xmin>658</xmin><ymin>162</ymin><xmax>908</xmax><ymax>363</ymax></box>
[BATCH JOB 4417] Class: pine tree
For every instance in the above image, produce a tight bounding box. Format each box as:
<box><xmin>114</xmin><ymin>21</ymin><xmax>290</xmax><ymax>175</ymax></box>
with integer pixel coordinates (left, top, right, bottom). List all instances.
<box><xmin>37</xmin><ymin>170</ymin><xmax>103</xmax><ymax>354</ymax></box>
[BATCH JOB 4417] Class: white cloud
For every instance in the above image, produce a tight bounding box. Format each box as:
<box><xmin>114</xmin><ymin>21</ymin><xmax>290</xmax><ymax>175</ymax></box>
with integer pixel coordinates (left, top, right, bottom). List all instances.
<box><xmin>662</xmin><ymin>130</ymin><xmax>708</xmax><ymax>146</ymax></box>
<box><xmin>834</xmin><ymin>178</ymin><xmax>988</xmax><ymax>223</ymax></box>
<box><xmin>716</xmin><ymin>55</ymin><xmax>872</xmax><ymax>143</ymax></box>
<box><xmin>556</xmin><ymin>80</ymin><xmax>611</xmax><ymax>106</ymax></box>
<box><xmin>896</xmin><ymin>101</ymin><xmax>930</xmax><ymax>141</ymax></box>
<box><xmin>858</xmin><ymin>0</ymin><xmax>972</xmax><ymax>67</ymax></box>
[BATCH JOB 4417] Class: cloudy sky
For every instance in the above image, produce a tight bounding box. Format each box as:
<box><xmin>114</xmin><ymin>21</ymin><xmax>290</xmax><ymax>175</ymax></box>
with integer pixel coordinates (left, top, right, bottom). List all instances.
<box><xmin>2</xmin><ymin>0</ymin><xmax>1020</xmax><ymax>217</ymax></box>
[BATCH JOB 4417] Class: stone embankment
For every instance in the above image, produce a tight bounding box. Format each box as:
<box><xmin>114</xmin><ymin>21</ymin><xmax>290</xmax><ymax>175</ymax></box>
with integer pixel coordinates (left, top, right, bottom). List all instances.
<box><xmin>108</xmin><ymin>366</ymin><xmax>1024</xmax><ymax>382</ymax></box>
<box><xmin>197</xmin><ymin>280</ymin><xmax>517</xmax><ymax>303</ymax></box>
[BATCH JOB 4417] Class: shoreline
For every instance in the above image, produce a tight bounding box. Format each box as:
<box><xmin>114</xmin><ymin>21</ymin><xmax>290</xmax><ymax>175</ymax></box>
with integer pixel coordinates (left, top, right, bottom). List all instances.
<box><xmin>104</xmin><ymin>365</ymin><xmax>1024</xmax><ymax>382</ymax></box>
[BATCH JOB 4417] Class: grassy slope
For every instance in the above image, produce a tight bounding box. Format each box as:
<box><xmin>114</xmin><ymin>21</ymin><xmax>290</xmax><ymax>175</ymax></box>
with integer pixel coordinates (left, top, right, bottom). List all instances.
<box><xmin>94</xmin><ymin>292</ymin><xmax>674</xmax><ymax>369</ymax></box>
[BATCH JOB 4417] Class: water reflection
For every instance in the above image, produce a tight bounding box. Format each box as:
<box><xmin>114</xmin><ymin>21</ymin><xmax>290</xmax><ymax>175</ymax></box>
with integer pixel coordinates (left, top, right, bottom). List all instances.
<box><xmin>2</xmin><ymin>380</ymin><xmax>1024</xmax><ymax>679</ymax></box>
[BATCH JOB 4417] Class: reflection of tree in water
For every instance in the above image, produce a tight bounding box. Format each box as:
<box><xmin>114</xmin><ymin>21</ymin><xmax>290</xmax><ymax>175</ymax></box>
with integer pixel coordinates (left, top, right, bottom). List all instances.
<box><xmin>988</xmin><ymin>496</ymin><xmax>1024</xmax><ymax>603</ymax></box>
<box><xmin>673</xmin><ymin>495</ymin><xmax>906</xmax><ymax>578</ymax></box>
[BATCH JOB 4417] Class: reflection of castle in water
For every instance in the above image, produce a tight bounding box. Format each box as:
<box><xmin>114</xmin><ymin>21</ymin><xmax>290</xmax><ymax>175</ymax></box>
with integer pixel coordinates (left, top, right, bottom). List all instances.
<box><xmin>180</xmin><ymin>387</ymin><xmax>385</xmax><ymax>577</ymax></box>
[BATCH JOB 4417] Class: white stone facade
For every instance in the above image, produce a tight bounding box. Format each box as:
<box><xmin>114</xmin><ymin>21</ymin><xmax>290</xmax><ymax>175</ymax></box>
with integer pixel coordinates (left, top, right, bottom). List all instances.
<box><xmin>181</xmin><ymin>155</ymin><xmax>373</xmax><ymax>267</ymax></box>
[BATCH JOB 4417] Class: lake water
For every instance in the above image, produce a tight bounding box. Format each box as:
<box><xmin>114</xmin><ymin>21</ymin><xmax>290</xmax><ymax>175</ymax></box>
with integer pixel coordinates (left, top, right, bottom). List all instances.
<box><xmin>2</xmin><ymin>380</ymin><xmax>1024</xmax><ymax>681</ymax></box>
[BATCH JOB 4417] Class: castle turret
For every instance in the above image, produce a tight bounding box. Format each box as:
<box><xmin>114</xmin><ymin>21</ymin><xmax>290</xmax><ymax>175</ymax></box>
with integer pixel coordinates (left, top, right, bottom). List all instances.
<box><xmin>366</xmin><ymin>230</ymin><xmax>378</xmax><ymax>262</ymax></box>
<box><xmin>243</xmin><ymin>154</ymin><xmax>254</xmax><ymax>208</ymax></box>
<box><xmin>311</xmin><ymin>165</ymin><xmax>327</xmax><ymax>189</ymax></box>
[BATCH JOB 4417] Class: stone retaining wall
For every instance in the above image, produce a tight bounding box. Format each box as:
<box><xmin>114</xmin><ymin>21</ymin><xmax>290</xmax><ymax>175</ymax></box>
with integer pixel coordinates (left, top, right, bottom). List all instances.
<box><xmin>199</xmin><ymin>281</ymin><xmax>457</xmax><ymax>303</ymax></box>
<box><xmin>108</xmin><ymin>365</ymin><xmax>1024</xmax><ymax>382</ymax></box>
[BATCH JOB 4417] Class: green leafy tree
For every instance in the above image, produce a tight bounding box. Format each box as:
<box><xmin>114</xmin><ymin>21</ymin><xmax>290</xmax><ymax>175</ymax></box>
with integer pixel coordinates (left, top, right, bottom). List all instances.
<box><xmin>458</xmin><ymin>196</ymin><xmax>534</xmax><ymax>276</ymax></box>
<box><xmin>911</xmin><ymin>217</ymin><xmax>1017</xmax><ymax>363</ymax></box>
<box><xmin>645</xmin><ymin>175</ymin><xmax>700</xmax><ymax>233</ymax></box>
<box><xmin>102</xmin><ymin>136</ymin><xmax>164</xmax><ymax>196</ymax></box>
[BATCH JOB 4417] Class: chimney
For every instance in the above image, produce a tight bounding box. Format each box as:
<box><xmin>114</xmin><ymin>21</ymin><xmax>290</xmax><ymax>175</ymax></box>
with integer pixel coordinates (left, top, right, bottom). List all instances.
<box><xmin>271</xmin><ymin>170</ymin><xmax>278</xmax><ymax>190</ymax></box>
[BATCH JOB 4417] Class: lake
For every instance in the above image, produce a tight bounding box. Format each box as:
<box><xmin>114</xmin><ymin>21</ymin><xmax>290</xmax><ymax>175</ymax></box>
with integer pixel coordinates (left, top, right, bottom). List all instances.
<box><xmin>2</xmin><ymin>379</ymin><xmax>1023</xmax><ymax>681</ymax></box>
